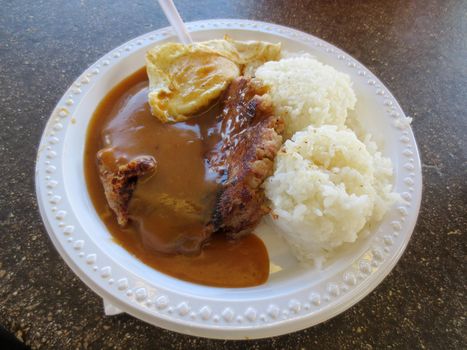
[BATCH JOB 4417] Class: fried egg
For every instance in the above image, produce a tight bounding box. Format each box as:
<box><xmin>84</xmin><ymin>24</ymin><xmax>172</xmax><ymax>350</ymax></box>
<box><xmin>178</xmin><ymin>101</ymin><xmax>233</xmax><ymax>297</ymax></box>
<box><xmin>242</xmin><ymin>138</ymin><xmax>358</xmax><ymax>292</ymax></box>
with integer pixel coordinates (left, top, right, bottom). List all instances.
<box><xmin>146</xmin><ymin>37</ymin><xmax>281</xmax><ymax>123</ymax></box>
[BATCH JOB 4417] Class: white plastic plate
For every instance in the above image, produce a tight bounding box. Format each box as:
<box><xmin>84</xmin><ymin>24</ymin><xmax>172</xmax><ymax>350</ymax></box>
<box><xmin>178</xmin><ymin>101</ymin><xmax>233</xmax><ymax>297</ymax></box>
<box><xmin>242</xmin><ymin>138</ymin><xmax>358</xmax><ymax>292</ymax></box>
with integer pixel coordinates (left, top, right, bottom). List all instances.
<box><xmin>35</xmin><ymin>19</ymin><xmax>421</xmax><ymax>339</ymax></box>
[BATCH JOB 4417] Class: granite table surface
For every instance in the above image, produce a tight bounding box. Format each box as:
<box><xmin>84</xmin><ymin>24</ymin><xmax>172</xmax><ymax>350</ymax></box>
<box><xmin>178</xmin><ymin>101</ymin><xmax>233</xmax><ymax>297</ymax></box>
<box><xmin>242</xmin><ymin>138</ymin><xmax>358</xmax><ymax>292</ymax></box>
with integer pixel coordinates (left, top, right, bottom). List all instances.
<box><xmin>0</xmin><ymin>0</ymin><xmax>466</xmax><ymax>349</ymax></box>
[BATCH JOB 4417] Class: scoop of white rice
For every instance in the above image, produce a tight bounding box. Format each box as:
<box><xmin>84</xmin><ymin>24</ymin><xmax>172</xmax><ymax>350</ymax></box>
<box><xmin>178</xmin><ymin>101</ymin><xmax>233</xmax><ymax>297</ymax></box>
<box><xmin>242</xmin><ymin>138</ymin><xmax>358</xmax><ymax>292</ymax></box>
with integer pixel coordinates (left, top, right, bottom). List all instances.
<box><xmin>255</xmin><ymin>55</ymin><xmax>356</xmax><ymax>137</ymax></box>
<box><xmin>264</xmin><ymin>125</ymin><xmax>397</xmax><ymax>266</ymax></box>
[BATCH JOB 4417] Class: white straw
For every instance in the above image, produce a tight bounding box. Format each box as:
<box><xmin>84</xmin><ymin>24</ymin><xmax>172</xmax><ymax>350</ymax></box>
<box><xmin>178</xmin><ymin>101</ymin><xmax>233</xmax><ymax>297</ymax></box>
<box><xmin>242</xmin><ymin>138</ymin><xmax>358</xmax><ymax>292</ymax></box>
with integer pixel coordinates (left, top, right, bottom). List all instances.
<box><xmin>157</xmin><ymin>0</ymin><xmax>193</xmax><ymax>44</ymax></box>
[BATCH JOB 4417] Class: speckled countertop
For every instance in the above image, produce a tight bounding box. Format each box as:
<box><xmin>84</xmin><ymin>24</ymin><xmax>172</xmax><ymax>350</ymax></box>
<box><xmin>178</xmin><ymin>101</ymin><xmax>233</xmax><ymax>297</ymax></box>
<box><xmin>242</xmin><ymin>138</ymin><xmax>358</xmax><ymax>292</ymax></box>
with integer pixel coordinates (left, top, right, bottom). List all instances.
<box><xmin>0</xmin><ymin>0</ymin><xmax>466</xmax><ymax>349</ymax></box>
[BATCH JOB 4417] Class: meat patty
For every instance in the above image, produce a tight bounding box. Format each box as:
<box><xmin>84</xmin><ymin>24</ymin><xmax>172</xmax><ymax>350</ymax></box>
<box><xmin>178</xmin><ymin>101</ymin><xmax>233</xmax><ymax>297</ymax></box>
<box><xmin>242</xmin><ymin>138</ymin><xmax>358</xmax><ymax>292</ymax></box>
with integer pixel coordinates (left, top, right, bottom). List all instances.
<box><xmin>97</xmin><ymin>150</ymin><xmax>157</xmax><ymax>226</ymax></box>
<box><xmin>209</xmin><ymin>77</ymin><xmax>284</xmax><ymax>238</ymax></box>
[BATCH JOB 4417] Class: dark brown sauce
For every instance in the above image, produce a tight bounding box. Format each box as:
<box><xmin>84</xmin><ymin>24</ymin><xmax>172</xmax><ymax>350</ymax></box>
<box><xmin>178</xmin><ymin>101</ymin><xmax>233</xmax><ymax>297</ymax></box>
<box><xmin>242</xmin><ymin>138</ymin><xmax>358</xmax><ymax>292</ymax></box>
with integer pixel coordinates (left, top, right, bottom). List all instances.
<box><xmin>84</xmin><ymin>67</ymin><xmax>269</xmax><ymax>287</ymax></box>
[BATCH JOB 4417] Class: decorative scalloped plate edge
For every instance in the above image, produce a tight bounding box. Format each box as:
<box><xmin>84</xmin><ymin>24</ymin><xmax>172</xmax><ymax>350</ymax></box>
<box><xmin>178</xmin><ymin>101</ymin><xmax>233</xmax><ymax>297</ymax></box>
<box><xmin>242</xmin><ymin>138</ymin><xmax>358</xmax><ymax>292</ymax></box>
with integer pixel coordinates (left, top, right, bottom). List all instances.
<box><xmin>35</xmin><ymin>19</ymin><xmax>422</xmax><ymax>339</ymax></box>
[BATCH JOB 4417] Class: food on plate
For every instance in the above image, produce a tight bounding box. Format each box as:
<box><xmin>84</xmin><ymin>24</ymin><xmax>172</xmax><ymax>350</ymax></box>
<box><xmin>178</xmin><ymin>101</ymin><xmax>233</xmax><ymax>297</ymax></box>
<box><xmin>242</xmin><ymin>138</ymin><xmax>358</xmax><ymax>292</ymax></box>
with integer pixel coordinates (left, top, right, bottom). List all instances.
<box><xmin>84</xmin><ymin>37</ymin><xmax>398</xmax><ymax>287</ymax></box>
<box><xmin>146</xmin><ymin>37</ymin><xmax>281</xmax><ymax>122</ymax></box>
<box><xmin>264</xmin><ymin>125</ymin><xmax>398</xmax><ymax>266</ymax></box>
<box><xmin>85</xmin><ymin>65</ymin><xmax>281</xmax><ymax>286</ymax></box>
<box><xmin>255</xmin><ymin>55</ymin><xmax>356</xmax><ymax>137</ymax></box>
<box><xmin>94</xmin><ymin>73</ymin><xmax>283</xmax><ymax>254</ymax></box>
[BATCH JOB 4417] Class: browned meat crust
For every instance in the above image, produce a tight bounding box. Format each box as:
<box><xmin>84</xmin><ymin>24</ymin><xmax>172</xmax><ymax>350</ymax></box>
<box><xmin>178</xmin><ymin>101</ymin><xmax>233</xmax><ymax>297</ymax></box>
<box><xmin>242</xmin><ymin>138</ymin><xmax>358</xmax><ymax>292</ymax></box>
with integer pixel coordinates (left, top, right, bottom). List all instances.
<box><xmin>97</xmin><ymin>151</ymin><xmax>157</xmax><ymax>226</ymax></box>
<box><xmin>209</xmin><ymin>77</ymin><xmax>284</xmax><ymax>237</ymax></box>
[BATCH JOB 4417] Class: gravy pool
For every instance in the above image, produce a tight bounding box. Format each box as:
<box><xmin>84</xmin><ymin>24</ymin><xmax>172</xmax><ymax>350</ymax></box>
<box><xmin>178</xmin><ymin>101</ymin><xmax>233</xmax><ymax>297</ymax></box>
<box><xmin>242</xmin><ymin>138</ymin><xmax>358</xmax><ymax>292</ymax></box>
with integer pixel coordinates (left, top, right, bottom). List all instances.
<box><xmin>84</xmin><ymin>67</ymin><xmax>269</xmax><ymax>287</ymax></box>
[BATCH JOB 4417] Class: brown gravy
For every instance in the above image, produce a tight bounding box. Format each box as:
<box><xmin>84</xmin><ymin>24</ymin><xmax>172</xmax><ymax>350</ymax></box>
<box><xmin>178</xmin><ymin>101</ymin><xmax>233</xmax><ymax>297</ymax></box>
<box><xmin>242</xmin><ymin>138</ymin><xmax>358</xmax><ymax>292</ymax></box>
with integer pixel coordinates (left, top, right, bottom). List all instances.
<box><xmin>84</xmin><ymin>67</ymin><xmax>269</xmax><ymax>287</ymax></box>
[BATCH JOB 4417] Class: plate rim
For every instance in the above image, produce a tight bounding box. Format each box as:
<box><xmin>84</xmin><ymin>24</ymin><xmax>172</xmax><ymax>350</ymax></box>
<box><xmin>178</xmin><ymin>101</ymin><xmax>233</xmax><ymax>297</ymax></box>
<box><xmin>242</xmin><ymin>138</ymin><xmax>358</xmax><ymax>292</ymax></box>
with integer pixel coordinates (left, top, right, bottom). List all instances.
<box><xmin>35</xmin><ymin>18</ymin><xmax>422</xmax><ymax>339</ymax></box>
